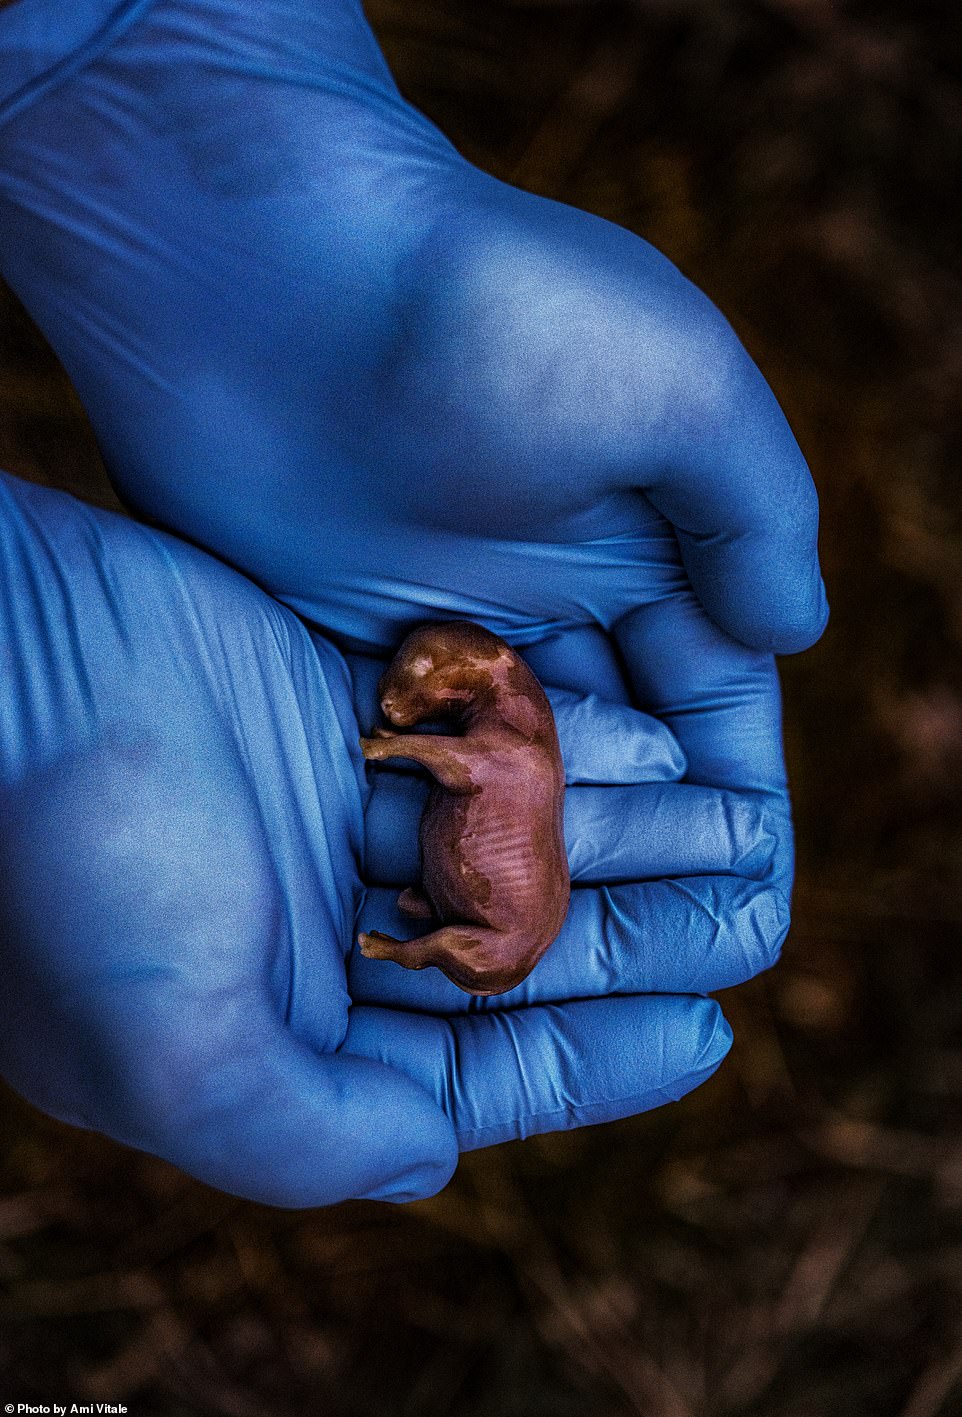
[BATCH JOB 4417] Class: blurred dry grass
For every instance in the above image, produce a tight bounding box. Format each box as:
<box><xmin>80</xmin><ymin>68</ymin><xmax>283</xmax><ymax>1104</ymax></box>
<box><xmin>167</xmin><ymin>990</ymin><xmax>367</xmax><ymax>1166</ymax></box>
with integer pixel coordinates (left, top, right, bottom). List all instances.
<box><xmin>2</xmin><ymin>1</ymin><xmax>962</xmax><ymax>1413</ymax></box>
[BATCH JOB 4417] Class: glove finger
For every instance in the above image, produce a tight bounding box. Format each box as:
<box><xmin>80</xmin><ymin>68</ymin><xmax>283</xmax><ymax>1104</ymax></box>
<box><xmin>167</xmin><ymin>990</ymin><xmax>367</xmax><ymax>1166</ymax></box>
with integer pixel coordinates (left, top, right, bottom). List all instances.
<box><xmin>365</xmin><ymin>776</ymin><xmax>773</xmax><ymax>886</ymax></box>
<box><xmin>521</xmin><ymin>622</ymin><xmax>632</xmax><ymax>702</ymax></box>
<box><xmin>344</xmin><ymin>993</ymin><xmax>731</xmax><ymax>1150</ymax></box>
<box><xmin>565</xmin><ymin>781</ymin><xmax>774</xmax><ymax>880</ymax></box>
<box><xmin>545</xmin><ymin>686</ymin><xmax>685</xmax><ymax>783</ymax></box>
<box><xmin>614</xmin><ymin>592</ymin><xmax>793</xmax><ymax>893</ymax></box>
<box><xmin>350</xmin><ymin>874</ymin><xmax>788</xmax><ymax>1009</ymax></box>
<box><xmin>615</xmin><ymin>595</ymin><xmax>787</xmax><ymax>793</ymax></box>
<box><xmin>643</xmin><ymin>306</ymin><xmax>828</xmax><ymax>655</ymax></box>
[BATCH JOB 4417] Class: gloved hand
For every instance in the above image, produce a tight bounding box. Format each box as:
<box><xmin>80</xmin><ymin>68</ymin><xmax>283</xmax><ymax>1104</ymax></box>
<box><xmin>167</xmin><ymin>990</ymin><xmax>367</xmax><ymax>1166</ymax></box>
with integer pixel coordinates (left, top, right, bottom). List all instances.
<box><xmin>0</xmin><ymin>471</ymin><xmax>778</xmax><ymax>1206</ymax></box>
<box><xmin>0</xmin><ymin>0</ymin><xmax>825</xmax><ymax>1145</ymax></box>
<box><xmin>0</xmin><ymin>0</ymin><xmax>825</xmax><ymax>649</ymax></box>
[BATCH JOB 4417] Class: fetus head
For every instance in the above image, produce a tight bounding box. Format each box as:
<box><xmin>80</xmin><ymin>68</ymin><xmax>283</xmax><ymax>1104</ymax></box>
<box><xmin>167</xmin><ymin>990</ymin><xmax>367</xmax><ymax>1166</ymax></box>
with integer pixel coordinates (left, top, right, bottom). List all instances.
<box><xmin>378</xmin><ymin>621</ymin><xmax>512</xmax><ymax>726</ymax></box>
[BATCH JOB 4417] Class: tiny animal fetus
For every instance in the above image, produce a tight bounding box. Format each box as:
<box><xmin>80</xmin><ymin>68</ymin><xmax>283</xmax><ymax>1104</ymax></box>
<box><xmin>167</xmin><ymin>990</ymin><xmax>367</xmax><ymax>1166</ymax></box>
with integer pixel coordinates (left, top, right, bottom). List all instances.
<box><xmin>358</xmin><ymin>621</ymin><xmax>570</xmax><ymax>995</ymax></box>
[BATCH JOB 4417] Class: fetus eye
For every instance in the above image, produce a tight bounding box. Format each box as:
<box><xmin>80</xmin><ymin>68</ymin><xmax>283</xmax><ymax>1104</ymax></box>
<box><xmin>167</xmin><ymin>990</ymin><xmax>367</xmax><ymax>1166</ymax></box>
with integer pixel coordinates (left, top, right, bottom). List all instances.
<box><xmin>410</xmin><ymin>655</ymin><xmax>434</xmax><ymax>678</ymax></box>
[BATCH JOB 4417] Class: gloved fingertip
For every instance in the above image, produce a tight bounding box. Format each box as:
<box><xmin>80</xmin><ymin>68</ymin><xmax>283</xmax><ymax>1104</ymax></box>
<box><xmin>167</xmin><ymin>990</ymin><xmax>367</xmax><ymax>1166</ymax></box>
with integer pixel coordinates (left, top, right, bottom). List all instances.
<box><xmin>362</xmin><ymin>1145</ymin><xmax>458</xmax><ymax>1204</ymax></box>
<box><xmin>588</xmin><ymin>718</ymin><xmax>688</xmax><ymax>785</ymax></box>
<box><xmin>749</xmin><ymin>575</ymin><xmax>830</xmax><ymax>657</ymax></box>
<box><xmin>747</xmin><ymin>887</ymin><xmax>792</xmax><ymax>970</ymax></box>
<box><xmin>646</xmin><ymin>726</ymin><xmax>688</xmax><ymax>781</ymax></box>
<box><xmin>656</xmin><ymin>999</ymin><xmax>733</xmax><ymax>1104</ymax></box>
<box><xmin>693</xmin><ymin>999</ymin><xmax>733</xmax><ymax>1077</ymax></box>
<box><xmin>688</xmin><ymin>549</ymin><xmax>829</xmax><ymax>656</ymax></box>
<box><xmin>723</xmin><ymin>796</ymin><xmax>779</xmax><ymax>878</ymax></box>
<box><xmin>767</xmin><ymin>575</ymin><xmax>830</xmax><ymax>656</ymax></box>
<box><xmin>738</xmin><ymin>827</ymin><xmax>778</xmax><ymax>879</ymax></box>
<box><xmin>816</xmin><ymin>574</ymin><xmax>831</xmax><ymax>630</ymax></box>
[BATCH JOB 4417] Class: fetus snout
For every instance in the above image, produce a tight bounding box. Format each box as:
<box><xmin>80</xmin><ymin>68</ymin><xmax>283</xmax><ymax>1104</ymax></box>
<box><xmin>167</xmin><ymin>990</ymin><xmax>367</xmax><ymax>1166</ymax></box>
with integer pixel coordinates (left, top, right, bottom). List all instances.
<box><xmin>380</xmin><ymin>694</ymin><xmax>414</xmax><ymax>726</ymax></box>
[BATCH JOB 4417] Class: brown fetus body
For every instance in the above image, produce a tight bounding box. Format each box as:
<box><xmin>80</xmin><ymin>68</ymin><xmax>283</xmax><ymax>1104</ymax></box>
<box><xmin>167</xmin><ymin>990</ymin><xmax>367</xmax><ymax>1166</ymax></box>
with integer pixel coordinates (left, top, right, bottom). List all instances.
<box><xmin>358</xmin><ymin>621</ymin><xmax>570</xmax><ymax>995</ymax></box>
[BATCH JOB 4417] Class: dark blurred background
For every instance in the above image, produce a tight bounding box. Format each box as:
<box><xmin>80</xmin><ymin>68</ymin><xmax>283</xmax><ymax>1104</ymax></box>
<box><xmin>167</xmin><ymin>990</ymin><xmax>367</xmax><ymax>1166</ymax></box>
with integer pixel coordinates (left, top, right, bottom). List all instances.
<box><xmin>2</xmin><ymin>2</ymin><xmax>961</xmax><ymax>1413</ymax></box>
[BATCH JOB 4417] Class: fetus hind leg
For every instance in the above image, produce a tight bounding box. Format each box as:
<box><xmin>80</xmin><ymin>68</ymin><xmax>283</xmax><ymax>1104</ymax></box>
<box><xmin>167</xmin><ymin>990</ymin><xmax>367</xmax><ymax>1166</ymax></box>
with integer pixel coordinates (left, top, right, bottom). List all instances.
<box><xmin>397</xmin><ymin>886</ymin><xmax>434</xmax><ymax>919</ymax></box>
<box><xmin>358</xmin><ymin>924</ymin><xmax>523</xmax><ymax>996</ymax></box>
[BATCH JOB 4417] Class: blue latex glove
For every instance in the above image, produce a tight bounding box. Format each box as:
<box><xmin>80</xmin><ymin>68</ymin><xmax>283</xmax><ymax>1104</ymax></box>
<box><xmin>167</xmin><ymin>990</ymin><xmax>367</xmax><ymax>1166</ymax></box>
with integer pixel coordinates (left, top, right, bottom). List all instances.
<box><xmin>0</xmin><ymin>471</ymin><xmax>781</xmax><ymax>1205</ymax></box>
<box><xmin>0</xmin><ymin>0</ymin><xmax>825</xmax><ymax>663</ymax></box>
<box><xmin>0</xmin><ymin>1</ymin><xmax>826</xmax><ymax>1157</ymax></box>
<box><xmin>0</xmin><ymin>0</ymin><xmax>825</xmax><ymax>830</ymax></box>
